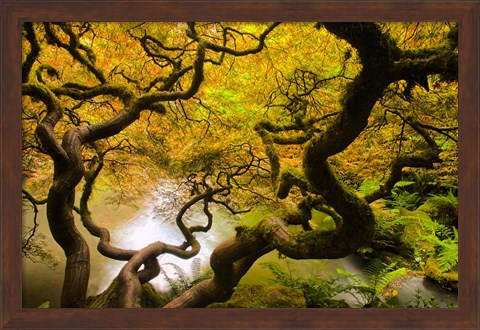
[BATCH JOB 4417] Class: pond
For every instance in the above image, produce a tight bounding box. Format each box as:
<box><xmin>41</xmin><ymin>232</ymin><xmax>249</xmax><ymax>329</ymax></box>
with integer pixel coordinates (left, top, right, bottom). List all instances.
<box><xmin>22</xmin><ymin>181</ymin><xmax>457</xmax><ymax>308</ymax></box>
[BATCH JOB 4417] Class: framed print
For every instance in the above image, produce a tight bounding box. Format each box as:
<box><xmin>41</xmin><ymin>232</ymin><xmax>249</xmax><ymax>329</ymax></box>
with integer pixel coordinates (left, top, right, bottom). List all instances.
<box><xmin>1</xmin><ymin>0</ymin><xmax>479</xmax><ymax>329</ymax></box>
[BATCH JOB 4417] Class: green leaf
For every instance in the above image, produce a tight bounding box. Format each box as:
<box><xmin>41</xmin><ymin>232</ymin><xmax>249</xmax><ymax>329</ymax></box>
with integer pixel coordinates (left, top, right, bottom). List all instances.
<box><xmin>37</xmin><ymin>301</ymin><xmax>50</xmax><ymax>308</ymax></box>
<box><xmin>437</xmin><ymin>242</ymin><xmax>458</xmax><ymax>272</ymax></box>
<box><xmin>394</xmin><ymin>181</ymin><xmax>416</xmax><ymax>188</ymax></box>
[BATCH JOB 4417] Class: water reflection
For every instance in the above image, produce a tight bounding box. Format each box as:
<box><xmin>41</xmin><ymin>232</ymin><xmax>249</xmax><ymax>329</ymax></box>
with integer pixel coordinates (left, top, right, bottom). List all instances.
<box><xmin>22</xmin><ymin>181</ymin><xmax>237</xmax><ymax>307</ymax></box>
<box><xmin>100</xmin><ymin>193</ymin><xmax>237</xmax><ymax>293</ymax></box>
<box><xmin>22</xmin><ymin>181</ymin><xmax>457</xmax><ymax>308</ymax></box>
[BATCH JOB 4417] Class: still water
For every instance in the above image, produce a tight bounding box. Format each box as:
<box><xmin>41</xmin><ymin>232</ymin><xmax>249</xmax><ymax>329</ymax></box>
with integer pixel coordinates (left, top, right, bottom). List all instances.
<box><xmin>22</xmin><ymin>181</ymin><xmax>457</xmax><ymax>308</ymax></box>
<box><xmin>22</xmin><ymin>181</ymin><xmax>238</xmax><ymax>307</ymax></box>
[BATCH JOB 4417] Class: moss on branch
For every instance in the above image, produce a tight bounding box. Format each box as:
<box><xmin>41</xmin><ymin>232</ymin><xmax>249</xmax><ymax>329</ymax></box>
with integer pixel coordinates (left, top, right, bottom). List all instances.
<box><xmin>276</xmin><ymin>168</ymin><xmax>309</xmax><ymax>199</ymax></box>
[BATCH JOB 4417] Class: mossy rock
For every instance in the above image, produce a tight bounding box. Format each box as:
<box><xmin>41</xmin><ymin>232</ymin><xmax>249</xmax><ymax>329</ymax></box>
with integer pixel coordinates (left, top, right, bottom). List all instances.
<box><xmin>366</xmin><ymin>201</ymin><xmax>406</xmax><ymax>255</ymax></box>
<box><xmin>370</xmin><ymin>199</ymin><xmax>397</xmax><ymax>218</ymax></box>
<box><xmin>399</xmin><ymin>209</ymin><xmax>436</xmax><ymax>254</ymax></box>
<box><xmin>417</xmin><ymin>196</ymin><xmax>458</xmax><ymax>227</ymax></box>
<box><xmin>207</xmin><ymin>284</ymin><xmax>306</xmax><ymax>308</ymax></box>
<box><xmin>85</xmin><ymin>278</ymin><xmax>165</xmax><ymax>308</ymax></box>
<box><xmin>368</xmin><ymin>208</ymin><xmax>435</xmax><ymax>259</ymax></box>
<box><xmin>372</xmin><ymin>251</ymin><xmax>415</xmax><ymax>270</ymax></box>
<box><xmin>424</xmin><ymin>257</ymin><xmax>458</xmax><ymax>292</ymax></box>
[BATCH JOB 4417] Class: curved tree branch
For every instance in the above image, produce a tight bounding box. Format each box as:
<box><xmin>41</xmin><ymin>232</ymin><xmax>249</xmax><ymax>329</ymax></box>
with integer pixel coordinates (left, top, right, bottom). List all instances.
<box><xmin>44</xmin><ymin>23</ymin><xmax>107</xmax><ymax>84</ymax></box>
<box><xmin>365</xmin><ymin>112</ymin><xmax>442</xmax><ymax>203</ymax></box>
<box><xmin>188</xmin><ymin>22</ymin><xmax>280</xmax><ymax>57</ymax></box>
<box><xmin>22</xmin><ymin>22</ymin><xmax>41</xmax><ymax>83</ymax></box>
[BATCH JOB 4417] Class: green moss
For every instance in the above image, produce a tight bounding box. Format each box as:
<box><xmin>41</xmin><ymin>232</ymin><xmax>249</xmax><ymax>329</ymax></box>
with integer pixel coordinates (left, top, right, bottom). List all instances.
<box><xmin>84</xmin><ymin>278</ymin><xmax>121</xmax><ymax>308</ymax></box>
<box><xmin>235</xmin><ymin>224</ymin><xmax>256</xmax><ymax>240</ymax></box>
<box><xmin>85</xmin><ymin>278</ymin><xmax>164</xmax><ymax>308</ymax></box>
<box><xmin>276</xmin><ymin>168</ymin><xmax>308</xmax><ymax>199</ymax></box>
<box><xmin>370</xmin><ymin>251</ymin><xmax>414</xmax><ymax>270</ymax></box>
<box><xmin>400</xmin><ymin>211</ymin><xmax>436</xmax><ymax>256</ymax></box>
<box><xmin>417</xmin><ymin>193</ymin><xmax>458</xmax><ymax>227</ymax></box>
<box><xmin>424</xmin><ymin>257</ymin><xmax>458</xmax><ymax>291</ymax></box>
<box><xmin>207</xmin><ymin>284</ymin><xmax>306</xmax><ymax>308</ymax></box>
<box><xmin>370</xmin><ymin>201</ymin><xmax>402</xmax><ymax>240</ymax></box>
<box><xmin>310</xmin><ymin>209</ymin><xmax>336</xmax><ymax>232</ymax></box>
<box><xmin>367</xmin><ymin>207</ymin><xmax>446</xmax><ymax>266</ymax></box>
<box><xmin>264</xmin><ymin>142</ymin><xmax>280</xmax><ymax>183</ymax></box>
<box><xmin>292</xmin><ymin>229</ymin><xmax>343</xmax><ymax>258</ymax></box>
<box><xmin>140</xmin><ymin>283</ymin><xmax>165</xmax><ymax>307</ymax></box>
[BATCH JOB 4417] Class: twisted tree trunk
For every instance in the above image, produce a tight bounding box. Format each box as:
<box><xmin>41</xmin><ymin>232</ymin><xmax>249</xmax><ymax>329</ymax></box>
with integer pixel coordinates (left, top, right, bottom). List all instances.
<box><xmin>165</xmin><ymin>22</ymin><xmax>457</xmax><ymax>308</ymax></box>
<box><xmin>23</xmin><ymin>22</ymin><xmax>457</xmax><ymax>309</ymax></box>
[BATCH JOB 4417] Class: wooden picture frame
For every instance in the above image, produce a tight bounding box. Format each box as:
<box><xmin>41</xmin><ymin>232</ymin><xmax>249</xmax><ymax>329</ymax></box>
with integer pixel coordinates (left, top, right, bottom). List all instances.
<box><xmin>1</xmin><ymin>0</ymin><xmax>478</xmax><ymax>329</ymax></box>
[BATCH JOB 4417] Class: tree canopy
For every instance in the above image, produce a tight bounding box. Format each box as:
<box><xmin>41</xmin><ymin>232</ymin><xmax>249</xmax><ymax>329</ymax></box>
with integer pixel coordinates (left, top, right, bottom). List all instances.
<box><xmin>22</xmin><ymin>22</ymin><xmax>458</xmax><ymax>308</ymax></box>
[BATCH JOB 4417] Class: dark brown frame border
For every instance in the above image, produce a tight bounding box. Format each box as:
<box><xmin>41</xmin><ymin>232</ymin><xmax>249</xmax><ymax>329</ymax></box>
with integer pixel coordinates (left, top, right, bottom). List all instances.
<box><xmin>1</xmin><ymin>1</ymin><xmax>478</xmax><ymax>329</ymax></box>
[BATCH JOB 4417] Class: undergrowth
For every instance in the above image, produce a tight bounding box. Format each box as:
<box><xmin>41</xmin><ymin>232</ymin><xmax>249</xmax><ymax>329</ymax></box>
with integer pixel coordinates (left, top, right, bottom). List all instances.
<box><xmin>158</xmin><ymin>257</ymin><xmax>213</xmax><ymax>304</ymax></box>
<box><xmin>261</xmin><ymin>258</ymin><xmax>407</xmax><ymax>308</ymax></box>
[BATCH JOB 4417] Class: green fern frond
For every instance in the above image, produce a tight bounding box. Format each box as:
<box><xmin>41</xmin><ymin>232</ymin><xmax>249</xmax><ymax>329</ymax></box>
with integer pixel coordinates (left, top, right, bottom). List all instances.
<box><xmin>358</xmin><ymin>179</ymin><xmax>381</xmax><ymax>195</ymax></box>
<box><xmin>394</xmin><ymin>181</ymin><xmax>416</xmax><ymax>188</ymax></box>
<box><xmin>260</xmin><ymin>261</ymin><xmax>300</xmax><ymax>288</ymax></box>
<box><xmin>374</xmin><ymin>268</ymin><xmax>407</xmax><ymax>296</ymax></box>
<box><xmin>392</xmin><ymin>215</ymin><xmax>417</xmax><ymax>225</ymax></box>
<box><xmin>363</xmin><ymin>258</ymin><xmax>385</xmax><ymax>277</ymax></box>
<box><xmin>428</xmin><ymin>190</ymin><xmax>458</xmax><ymax>208</ymax></box>
<box><xmin>397</xmin><ymin>213</ymin><xmax>458</xmax><ymax>273</ymax></box>
<box><xmin>435</xmin><ymin>224</ymin><xmax>456</xmax><ymax>240</ymax></box>
<box><xmin>388</xmin><ymin>191</ymin><xmax>423</xmax><ymax>210</ymax></box>
<box><xmin>360</xmin><ymin>259</ymin><xmax>407</xmax><ymax>297</ymax></box>
<box><xmin>436</xmin><ymin>242</ymin><xmax>458</xmax><ymax>272</ymax></box>
<box><xmin>336</xmin><ymin>267</ymin><xmax>368</xmax><ymax>287</ymax></box>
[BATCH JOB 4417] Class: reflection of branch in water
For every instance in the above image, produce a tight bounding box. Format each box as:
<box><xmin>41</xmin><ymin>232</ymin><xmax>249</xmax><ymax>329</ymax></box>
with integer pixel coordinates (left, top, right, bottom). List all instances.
<box><xmin>22</xmin><ymin>189</ymin><xmax>47</xmax><ymax>254</ymax></box>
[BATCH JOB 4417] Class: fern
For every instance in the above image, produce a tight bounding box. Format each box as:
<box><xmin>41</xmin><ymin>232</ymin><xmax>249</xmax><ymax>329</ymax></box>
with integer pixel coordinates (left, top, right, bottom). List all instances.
<box><xmin>427</xmin><ymin>191</ymin><xmax>458</xmax><ymax>224</ymax></box>
<box><xmin>363</xmin><ymin>258</ymin><xmax>385</xmax><ymax>277</ymax></box>
<box><xmin>189</xmin><ymin>269</ymin><xmax>213</xmax><ymax>287</ymax></box>
<box><xmin>261</xmin><ymin>261</ymin><xmax>347</xmax><ymax>307</ymax></box>
<box><xmin>435</xmin><ymin>228</ymin><xmax>458</xmax><ymax>272</ymax></box>
<box><xmin>336</xmin><ymin>259</ymin><xmax>407</xmax><ymax>307</ymax></box>
<box><xmin>374</xmin><ymin>268</ymin><xmax>407</xmax><ymax>297</ymax></box>
<box><xmin>387</xmin><ymin>191</ymin><xmax>423</xmax><ymax>210</ymax></box>
<box><xmin>418</xmin><ymin>221</ymin><xmax>458</xmax><ymax>272</ymax></box>
<box><xmin>336</xmin><ymin>267</ymin><xmax>367</xmax><ymax>288</ymax></box>
<box><xmin>159</xmin><ymin>259</ymin><xmax>214</xmax><ymax>303</ymax></box>
<box><xmin>394</xmin><ymin>180</ymin><xmax>416</xmax><ymax>188</ymax></box>
<box><xmin>437</xmin><ymin>242</ymin><xmax>458</xmax><ymax>272</ymax></box>
<box><xmin>262</xmin><ymin>259</ymin><xmax>409</xmax><ymax>308</ymax></box>
<box><xmin>159</xmin><ymin>265</ymin><xmax>182</xmax><ymax>296</ymax></box>
<box><xmin>358</xmin><ymin>179</ymin><xmax>381</xmax><ymax>195</ymax></box>
<box><xmin>163</xmin><ymin>262</ymin><xmax>189</xmax><ymax>286</ymax></box>
<box><xmin>400</xmin><ymin>215</ymin><xmax>458</xmax><ymax>272</ymax></box>
<box><xmin>435</xmin><ymin>224</ymin><xmax>457</xmax><ymax>240</ymax></box>
<box><xmin>373</xmin><ymin>213</ymin><xmax>407</xmax><ymax>250</ymax></box>
<box><xmin>190</xmin><ymin>257</ymin><xmax>202</xmax><ymax>279</ymax></box>
<box><xmin>428</xmin><ymin>190</ymin><xmax>458</xmax><ymax>208</ymax></box>
<box><xmin>260</xmin><ymin>261</ymin><xmax>300</xmax><ymax>289</ymax></box>
<box><xmin>335</xmin><ymin>268</ymin><xmax>374</xmax><ymax>306</ymax></box>
<box><xmin>161</xmin><ymin>258</ymin><xmax>210</xmax><ymax>290</ymax></box>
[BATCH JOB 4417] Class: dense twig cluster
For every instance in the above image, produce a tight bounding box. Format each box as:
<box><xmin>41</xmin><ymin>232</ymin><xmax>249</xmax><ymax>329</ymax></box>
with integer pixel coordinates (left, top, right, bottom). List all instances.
<box><xmin>22</xmin><ymin>22</ymin><xmax>278</xmax><ymax>307</ymax></box>
<box><xmin>21</xmin><ymin>22</ymin><xmax>457</xmax><ymax>308</ymax></box>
